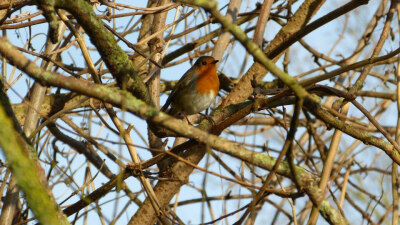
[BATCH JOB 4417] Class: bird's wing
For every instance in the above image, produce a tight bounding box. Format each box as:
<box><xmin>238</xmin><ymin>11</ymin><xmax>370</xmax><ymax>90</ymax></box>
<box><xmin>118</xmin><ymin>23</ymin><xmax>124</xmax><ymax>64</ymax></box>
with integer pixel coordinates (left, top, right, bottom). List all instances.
<box><xmin>160</xmin><ymin>68</ymin><xmax>197</xmax><ymax>112</ymax></box>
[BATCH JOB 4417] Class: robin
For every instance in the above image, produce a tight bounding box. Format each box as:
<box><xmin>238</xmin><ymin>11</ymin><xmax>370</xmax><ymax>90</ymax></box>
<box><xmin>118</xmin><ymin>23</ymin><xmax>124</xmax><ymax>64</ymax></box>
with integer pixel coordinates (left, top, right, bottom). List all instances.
<box><xmin>161</xmin><ymin>56</ymin><xmax>219</xmax><ymax>120</ymax></box>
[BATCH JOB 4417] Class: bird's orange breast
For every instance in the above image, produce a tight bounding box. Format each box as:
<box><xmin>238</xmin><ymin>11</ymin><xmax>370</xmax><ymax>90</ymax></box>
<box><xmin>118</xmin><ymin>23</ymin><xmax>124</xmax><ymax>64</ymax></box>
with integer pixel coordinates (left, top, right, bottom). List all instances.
<box><xmin>195</xmin><ymin>66</ymin><xmax>219</xmax><ymax>95</ymax></box>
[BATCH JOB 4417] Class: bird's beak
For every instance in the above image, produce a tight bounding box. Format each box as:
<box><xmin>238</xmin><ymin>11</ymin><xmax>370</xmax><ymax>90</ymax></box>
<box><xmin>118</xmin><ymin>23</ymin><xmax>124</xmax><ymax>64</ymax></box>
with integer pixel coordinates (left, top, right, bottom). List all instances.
<box><xmin>212</xmin><ymin>60</ymin><xmax>219</xmax><ymax>64</ymax></box>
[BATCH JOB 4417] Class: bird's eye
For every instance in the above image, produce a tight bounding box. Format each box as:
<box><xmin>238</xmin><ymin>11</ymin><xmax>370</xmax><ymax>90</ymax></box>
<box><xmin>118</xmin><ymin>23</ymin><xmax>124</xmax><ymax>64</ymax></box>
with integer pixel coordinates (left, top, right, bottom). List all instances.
<box><xmin>201</xmin><ymin>61</ymin><xmax>207</xmax><ymax>65</ymax></box>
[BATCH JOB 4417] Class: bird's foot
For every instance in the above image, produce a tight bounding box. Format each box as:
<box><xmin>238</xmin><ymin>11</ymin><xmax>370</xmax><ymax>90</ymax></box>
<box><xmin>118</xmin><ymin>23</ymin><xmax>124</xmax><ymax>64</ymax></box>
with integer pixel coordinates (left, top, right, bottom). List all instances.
<box><xmin>199</xmin><ymin>113</ymin><xmax>215</xmax><ymax>126</ymax></box>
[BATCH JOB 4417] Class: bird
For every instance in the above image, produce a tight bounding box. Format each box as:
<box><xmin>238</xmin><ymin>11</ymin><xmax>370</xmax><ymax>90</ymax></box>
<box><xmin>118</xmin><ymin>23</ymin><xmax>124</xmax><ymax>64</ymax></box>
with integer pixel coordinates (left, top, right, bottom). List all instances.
<box><xmin>161</xmin><ymin>56</ymin><xmax>219</xmax><ymax>120</ymax></box>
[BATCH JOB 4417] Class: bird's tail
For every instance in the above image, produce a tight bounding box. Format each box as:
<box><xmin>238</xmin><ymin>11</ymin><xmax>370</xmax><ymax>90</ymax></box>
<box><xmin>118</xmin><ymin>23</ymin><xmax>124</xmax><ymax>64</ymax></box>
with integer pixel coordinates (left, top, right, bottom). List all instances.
<box><xmin>160</xmin><ymin>104</ymin><xmax>168</xmax><ymax>112</ymax></box>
